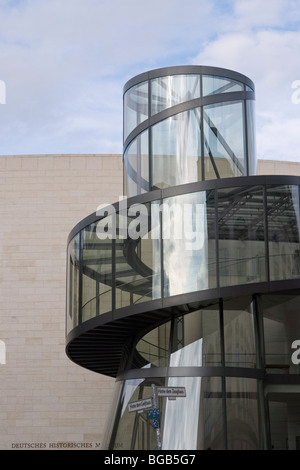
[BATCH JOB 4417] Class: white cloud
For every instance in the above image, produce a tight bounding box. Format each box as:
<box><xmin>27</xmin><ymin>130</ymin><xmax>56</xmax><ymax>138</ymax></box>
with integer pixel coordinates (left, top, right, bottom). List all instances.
<box><xmin>193</xmin><ymin>28</ymin><xmax>300</xmax><ymax>161</ymax></box>
<box><xmin>0</xmin><ymin>0</ymin><xmax>300</xmax><ymax>161</ymax></box>
<box><xmin>258</xmin><ymin>115</ymin><xmax>300</xmax><ymax>159</ymax></box>
<box><xmin>231</xmin><ymin>0</ymin><xmax>300</xmax><ymax>29</ymax></box>
<box><xmin>0</xmin><ymin>0</ymin><xmax>222</xmax><ymax>155</ymax></box>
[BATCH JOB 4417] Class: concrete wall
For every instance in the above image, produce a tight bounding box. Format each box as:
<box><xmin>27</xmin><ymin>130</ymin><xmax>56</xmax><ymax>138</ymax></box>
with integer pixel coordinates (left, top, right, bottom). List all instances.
<box><xmin>0</xmin><ymin>154</ymin><xmax>298</xmax><ymax>450</ymax></box>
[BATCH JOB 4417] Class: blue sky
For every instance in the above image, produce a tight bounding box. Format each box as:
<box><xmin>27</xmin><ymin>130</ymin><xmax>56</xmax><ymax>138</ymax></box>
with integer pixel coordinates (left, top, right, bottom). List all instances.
<box><xmin>0</xmin><ymin>0</ymin><xmax>300</xmax><ymax>161</ymax></box>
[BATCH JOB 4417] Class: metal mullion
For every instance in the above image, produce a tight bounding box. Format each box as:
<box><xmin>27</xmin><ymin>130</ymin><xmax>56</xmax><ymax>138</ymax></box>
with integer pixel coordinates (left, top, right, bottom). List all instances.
<box><xmin>298</xmin><ymin>181</ymin><xmax>300</xmax><ymax>246</ymax></box>
<box><xmin>215</xmin><ymin>188</ymin><xmax>220</xmax><ymax>290</ymax></box>
<box><xmin>160</xmin><ymin>195</ymin><xmax>164</xmax><ymax>302</ymax></box>
<box><xmin>253</xmin><ymin>293</ymin><xmax>269</xmax><ymax>449</ymax></box>
<box><xmin>167</xmin><ymin>316</ymin><xmax>175</xmax><ymax>379</ymax></box>
<box><xmin>78</xmin><ymin>230</ymin><xmax>83</xmax><ymax>326</ymax></box>
<box><xmin>219</xmin><ymin>299</ymin><xmax>225</xmax><ymax>368</ymax></box>
<box><xmin>243</xmin><ymin>98</ymin><xmax>249</xmax><ymax>176</ymax></box>
<box><xmin>148</xmin><ymin>79</ymin><xmax>152</xmax><ymax>192</ymax></box>
<box><xmin>137</xmin><ymin>134</ymin><xmax>141</xmax><ymax>195</ymax></box>
<box><xmin>112</xmin><ymin>234</ymin><xmax>116</xmax><ymax>312</ymax></box>
<box><xmin>222</xmin><ymin>375</ymin><xmax>228</xmax><ymax>450</ymax></box>
<box><xmin>200</xmin><ymin>75</ymin><xmax>205</xmax><ymax>181</ymax></box>
<box><xmin>96</xmin><ymin>273</ymin><xmax>100</xmax><ymax>317</ymax></box>
<box><xmin>253</xmin><ymin>294</ymin><xmax>265</xmax><ymax>370</ymax></box>
<box><xmin>108</xmin><ymin>381</ymin><xmax>126</xmax><ymax>450</ymax></box>
<box><xmin>219</xmin><ymin>299</ymin><xmax>228</xmax><ymax>450</ymax></box>
<box><xmin>263</xmin><ymin>185</ymin><xmax>270</xmax><ymax>283</ymax></box>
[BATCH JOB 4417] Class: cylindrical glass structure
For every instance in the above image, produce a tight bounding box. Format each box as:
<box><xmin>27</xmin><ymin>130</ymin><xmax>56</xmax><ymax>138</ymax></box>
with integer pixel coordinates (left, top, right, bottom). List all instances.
<box><xmin>66</xmin><ymin>67</ymin><xmax>300</xmax><ymax>451</ymax></box>
<box><xmin>123</xmin><ymin>66</ymin><xmax>256</xmax><ymax>197</ymax></box>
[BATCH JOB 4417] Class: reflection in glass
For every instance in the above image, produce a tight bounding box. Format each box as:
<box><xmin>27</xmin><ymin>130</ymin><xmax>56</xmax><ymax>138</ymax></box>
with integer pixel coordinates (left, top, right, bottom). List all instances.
<box><xmin>115</xmin><ymin>201</ymin><xmax>161</xmax><ymax>309</ymax></box>
<box><xmin>124</xmin><ymin>130</ymin><xmax>149</xmax><ymax>197</ymax></box>
<box><xmin>151</xmin><ymin>74</ymin><xmax>200</xmax><ymax>115</ymax></box>
<box><xmin>246</xmin><ymin>100</ymin><xmax>256</xmax><ymax>175</ymax></box>
<box><xmin>67</xmin><ymin>233</ymin><xmax>80</xmax><ymax>332</ymax></box>
<box><xmin>267</xmin><ymin>385</ymin><xmax>300</xmax><ymax>450</ymax></box>
<box><xmin>223</xmin><ymin>297</ymin><xmax>256</xmax><ymax>368</ymax></box>
<box><xmin>111</xmin><ymin>378</ymin><xmax>162</xmax><ymax>450</ymax></box>
<box><xmin>152</xmin><ymin>108</ymin><xmax>202</xmax><ymax>189</ymax></box>
<box><xmin>81</xmin><ymin>224</ymin><xmax>112</xmax><ymax>322</ymax></box>
<box><xmin>170</xmin><ymin>308</ymin><xmax>221</xmax><ymax>367</ymax></box>
<box><xmin>162</xmin><ymin>376</ymin><xmax>224</xmax><ymax>450</ymax></box>
<box><xmin>162</xmin><ymin>376</ymin><xmax>201</xmax><ymax>450</ymax></box>
<box><xmin>124</xmin><ymin>81</ymin><xmax>148</xmax><ymax>140</ymax></box>
<box><xmin>163</xmin><ymin>191</ymin><xmax>214</xmax><ymax>297</ymax></box>
<box><xmin>226</xmin><ymin>377</ymin><xmax>260</xmax><ymax>449</ymax></box>
<box><xmin>204</xmin><ymin>101</ymin><xmax>245</xmax><ymax>179</ymax></box>
<box><xmin>263</xmin><ymin>293</ymin><xmax>300</xmax><ymax>374</ymax></box>
<box><xmin>199</xmin><ymin>377</ymin><xmax>224</xmax><ymax>450</ymax></box>
<box><xmin>267</xmin><ymin>185</ymin><xmax>300</xmax><ymax>281</ymax></box>
<box><xmin>203</xmin><ymin>75</ymin><xmax>243</xmax><ymax>96</ymax></box>
<box><xmin>135</xmin><ymin>322</ymin><xmax>171</xmax><ymax>368</ymax></box>
<box><xmin>218</xmin><ymin>186</ymin><xmax>266</xmax><ymax>287</ymax></box>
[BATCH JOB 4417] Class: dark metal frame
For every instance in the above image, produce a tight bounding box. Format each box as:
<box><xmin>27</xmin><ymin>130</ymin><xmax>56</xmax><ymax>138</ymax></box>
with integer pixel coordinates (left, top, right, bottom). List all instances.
<box><xmin>123</xmin><ymin>92</ymin><xmax>254</xmax><ymax>152</ymax></box>
<box><xmin>123</xmin><ymin>65</ymin><xmax>256</xmax><ymax>196</ymax></box>
<box><xmin>66</xmin><ymin>175</ymin><xmax>300</xmax><ymax>379</ymax></box>
<box><xmin>123</xmin><ymin>65</ymin><xmax>255</xmax><ymax>96</ymax></box>
<box><xmin>67</xmin><ymin>175</ymin><xmax>300</xmax><ymax>243</ymax></box>
<box><xmin>66</xmin><ymin>66</ymin><xmax>300</xmax><ymax>451</ymax></box>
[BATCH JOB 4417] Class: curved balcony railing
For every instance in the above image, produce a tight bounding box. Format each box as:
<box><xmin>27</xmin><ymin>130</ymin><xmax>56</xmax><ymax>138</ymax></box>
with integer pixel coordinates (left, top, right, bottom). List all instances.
<box><xmin>66</xmin><ymin>175</ymin><xmax>300</xmax><ymax>336</ymax></box>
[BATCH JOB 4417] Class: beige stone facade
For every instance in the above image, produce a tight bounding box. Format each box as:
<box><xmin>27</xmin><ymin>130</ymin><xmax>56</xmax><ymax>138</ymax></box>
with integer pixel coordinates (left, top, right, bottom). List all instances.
<box><xmin>0</xmin><ymin>154</ymin><xmax>299</xmax><ymax>450</ymax></box>
<box><xmin>0</xmin><ymin>154</ymin><xmax>122</xmax><ymax>450</ymax></box>
<box><xmin>257</xmin><ymin>159</ymin><xmax>300</xmax><ymax>176</ymax></box>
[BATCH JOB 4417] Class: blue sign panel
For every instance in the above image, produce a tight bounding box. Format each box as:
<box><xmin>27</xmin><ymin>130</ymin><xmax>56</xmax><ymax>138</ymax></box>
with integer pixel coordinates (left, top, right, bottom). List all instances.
<box><xmin>148</xmin><ymin>408</ymin><xmax>160</xmax><ymax>420</ymax></box>
<box><xmin>152</xmin><ymin>418</ymin><xmax>159</xmax><ymax>429</ymax></box>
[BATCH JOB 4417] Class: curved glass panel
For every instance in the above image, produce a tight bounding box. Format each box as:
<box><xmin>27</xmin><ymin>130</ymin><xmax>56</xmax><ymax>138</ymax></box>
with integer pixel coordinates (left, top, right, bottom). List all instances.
<box><xmin>106</xmin><ymin>375</ymin><xmax>226</xmax><ymax>450</ymax></box>
<box><xmin>162</xmin><ymin>376</ymin><xmax>226</xmax><ymax>450</ymax></box>
<box><xmin>135</xmin><ymin>322</ymin><xmax>171</xmax><ymax>369</ymax></box>
<box><xmin>81</xmin><ymin>224</ymin><xmax>112</xmax><ymax>322</ymax></box>
<box><xmin>66</xmin><ymin>233</ymin><xmax>80</xmax><ymax>332</ymax></box>
<box><xmin>218</xmin><ymin>185</ymin><xmax>266</xmax><ymax>287</ymax></box>
<box><xmin>109</xmin><ymin>378</ymin><xmax>164</xmax><ymax>450</ymax></box>
<box><xmin>162</xmin><ymin>190</ymin><xmax>216</xmax><ymax>297</ymax></box>
<box><xmin>203</xmin><ymin>75</ymin><xmax>244</xmax><ymax>96</ymax></box>
<box><xmin>267</xmin><ymin>185</ymin><xmax>300</xmax><ymax>281</ymax></box>
<box><xmin>263</xmin><ymin>293</ymin><xmax>300</xmax><ymax>374</ymax></box>
<box><xmin>105</xmin><ymin>374</ymin><xmax>264</xmax><ymax>449</ymax></box>
<box><xmin>170</xmin><ymin>308</ymin><xmax>221</xmax><ymax>367</ymax></box>
<box><xmin>124</xmin><ymin>130</ymin><xmax>149</xmax><ymax>197</ymax></box>
<box><xmin>266</xmin><ymin>384</ymin><xmax>300</xmax><ymax>450</ymax></box>
<box><xmin>151</xmin><ymin>74</ymin><xmax>200</xmax><ymax>115</ymax></box>
<box><xmin>223</xmin><ymin>297</ymin><xmax>256</xmax><ymax>368</ymax></box>
<box><xmin>115</xmin><ymin>201</ymin><xmax>161</xmax><ymax>309</ymax></box>
<box><xmin>204</xmin><ymin>101</ymin><xmax>246</xmax><ymax>179</ymax></box>
<box><xmin>124</xmin><ymin>81</ymin><xmax>148</xmax><ymax>140</ymax></box>
<box><xmin>226</xmin><ymin>377</ymin><xmax>260</xmax><ymax>450</ymax></box>
<box><xmin>152</xmin><ymin>108</ymin><xmax>202</xmax><ymax>189</ymax></box>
